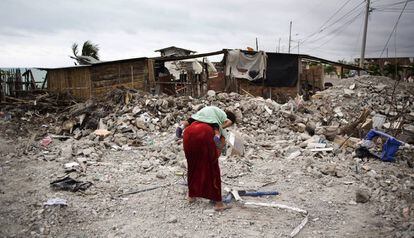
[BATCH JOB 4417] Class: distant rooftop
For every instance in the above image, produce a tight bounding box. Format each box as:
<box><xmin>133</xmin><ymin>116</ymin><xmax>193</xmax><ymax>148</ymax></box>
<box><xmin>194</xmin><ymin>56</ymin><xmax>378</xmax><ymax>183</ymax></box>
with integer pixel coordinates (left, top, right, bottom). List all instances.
<box><xmin>154</xmin><ymin>46</ymin><xmax>196</xmax><ymax>53</ymax></box>
<box><xmin>155</xmin><ymin>46</ymin><xmax>197</xmax><ymax>57</ymax></box>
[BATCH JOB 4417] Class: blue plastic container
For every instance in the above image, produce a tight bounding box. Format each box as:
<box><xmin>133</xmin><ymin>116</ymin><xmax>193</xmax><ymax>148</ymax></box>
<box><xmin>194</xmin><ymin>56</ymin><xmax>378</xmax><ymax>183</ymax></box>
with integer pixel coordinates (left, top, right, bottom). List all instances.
<box><xmin>364</xmin><ymin>129</ymin><xmax>403</xmax><ymax>162</ymax></box>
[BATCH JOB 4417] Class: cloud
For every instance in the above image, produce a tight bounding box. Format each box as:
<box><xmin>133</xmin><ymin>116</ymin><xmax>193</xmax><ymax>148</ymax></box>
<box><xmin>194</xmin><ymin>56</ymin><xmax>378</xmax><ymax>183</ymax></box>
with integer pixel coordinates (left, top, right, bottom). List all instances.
<box><xmin>0</xmin><ymin>0</ymin><xmax>413</xmax><ymax>67</ymax></box>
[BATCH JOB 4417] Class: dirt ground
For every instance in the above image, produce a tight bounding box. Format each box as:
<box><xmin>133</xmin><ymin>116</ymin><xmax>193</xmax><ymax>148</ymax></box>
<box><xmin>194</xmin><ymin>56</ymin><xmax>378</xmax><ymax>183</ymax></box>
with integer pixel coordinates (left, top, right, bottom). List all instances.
<box><xmin>0</xmin><ymin>135</ymin><xmax>410</xmax><ymax>237</ymax></box>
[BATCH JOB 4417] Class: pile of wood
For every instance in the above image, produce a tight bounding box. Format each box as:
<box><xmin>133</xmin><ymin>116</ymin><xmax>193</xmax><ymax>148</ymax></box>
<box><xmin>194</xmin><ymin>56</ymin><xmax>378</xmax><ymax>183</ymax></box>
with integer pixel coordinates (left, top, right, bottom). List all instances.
<box><xmin>1</xmin><ymin>92</ymin><xmax>78</xmax><ymax>113</ymax></box>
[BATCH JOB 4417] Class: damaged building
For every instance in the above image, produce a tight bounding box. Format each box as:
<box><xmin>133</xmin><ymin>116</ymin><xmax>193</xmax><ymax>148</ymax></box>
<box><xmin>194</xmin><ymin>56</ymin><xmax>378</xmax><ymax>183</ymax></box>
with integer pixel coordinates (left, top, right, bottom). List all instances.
<box><xmin>39</xmin><ymin>48</ymin><xmax>361</xmax><ymax>102</ymax></box>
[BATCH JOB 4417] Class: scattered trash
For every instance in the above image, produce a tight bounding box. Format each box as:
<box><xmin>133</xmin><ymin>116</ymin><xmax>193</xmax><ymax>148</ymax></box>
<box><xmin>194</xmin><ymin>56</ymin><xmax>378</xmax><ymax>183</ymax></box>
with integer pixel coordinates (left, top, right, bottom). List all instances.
<box><xmin>227</xmin><ymin>131</ymin><xmax>244</xmax><ymax>156</ymax></box>
<box><xmin>372</xmin><ymin>114</ymin><xmax>386</xmax><ymax>129</ymax></box>
<box><xmin>0</xmin><ymin>111</ymin><xmax>12</xmax><ymax>120</ymax></box>
<box><xmin>40</xmin><ymin>135</ymin><xmax>53</xmax><ymax>147</ymax></box>
<box><xmin>64</xmin><ymin>162</ymin><xmax>80</xmax><ymax>170</ymax></box>
<box><xmin>287</xmin><ymin>151</ymin><xmax>301</xmax><ymax>159</ymax></box>
<box><xmin>224</xmin><ymin>187</ymin><xmax>308</xmax><ymax>237</ymax></box>
<box><xmin>264</xmin><ymin>105</ymin><xmax>273</xmax><ymax>115</ymax></box>
<box><xmin>244</xmin><ymin>200</ymin><xmax>310</xmax><ymax>237</ymax></box>
<box><xmin>356</xmin><ymin>129</ymin><xmax>404</xmax><ymax>162</ymax></box>
<box><xmin>44</xmin><ymin>198</ymin><xmax>68</xmax><ymax>206</ymax></box>
<box><xmin>50</xmin><ymin>176</ymin><xmax>92</xmax><ymax>192</ymax></box>
<box><xmin>310</xmin><ymin>148</ymin><xmax>333</xmax><ymax>152</ymax></box>
<box><xmin>223</xmin><ymin>189</ymin><xmax>279</xmax><ymax>203</ymax></box>
<box><xmin>117</xmin><ymin>182</ymin><xmax>173</xmax><ymax>197</ymax></box>
<box><xmin>290</xmin><ymin>215</ymin><xmax>309</xmax><ymax>238</ymax></box>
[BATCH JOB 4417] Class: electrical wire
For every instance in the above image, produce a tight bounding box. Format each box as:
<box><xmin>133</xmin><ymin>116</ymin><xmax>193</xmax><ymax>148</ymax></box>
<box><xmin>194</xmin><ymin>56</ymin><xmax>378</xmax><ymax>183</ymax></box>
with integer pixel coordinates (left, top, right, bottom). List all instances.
<box><xmin>317</xmin><ymin>0</ymin><xmax>354</xmax><ymax>32</ymax></box>
<box><xmin>299</xmin><ymin>0</ymin><xmax>365</xmax><ymax>46</ymax></box>
<box><xmin>299</xmin><ymin>7</ymin><xmax>364</xmax><ymax>48</ymax></box>
<box><xmin>379</xmin><ymin>0</ymin><xmax>410</xmax><ymax>57</ymax></box>
<box><xmin>373</xmin><ymin>0</ymin><xmax>414</xmax><ymax>8</ymax></box>
<box><xmin>307</xmin><ymin>10</ymin><xmax>364</xmax><ymax>51</ymax></box>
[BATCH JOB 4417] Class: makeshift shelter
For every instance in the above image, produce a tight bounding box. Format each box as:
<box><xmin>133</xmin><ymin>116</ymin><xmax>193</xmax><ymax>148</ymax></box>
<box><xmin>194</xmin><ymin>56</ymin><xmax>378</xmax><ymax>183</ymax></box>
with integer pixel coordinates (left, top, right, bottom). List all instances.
<box><xmin>40</xmin><ymin>57</ymin><xmax>152</xmax><ymax>100</ymax></box>
<box><xmin>221</xmin><ymin>50</ymin><xmax>363</xmax><ymax>101</ymax></box>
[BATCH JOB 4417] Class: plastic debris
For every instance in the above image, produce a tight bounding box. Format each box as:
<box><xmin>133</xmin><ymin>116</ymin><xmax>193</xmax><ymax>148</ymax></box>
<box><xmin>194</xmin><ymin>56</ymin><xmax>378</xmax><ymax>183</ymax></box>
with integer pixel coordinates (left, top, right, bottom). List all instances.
<box><xmin>50</xmin><ymin>176</ymin><xmax>92</xmax><ymax>192</ymax></box>
<box><xmin>40</xmin><ymin>135</ymin><xmax>53</xmax><ymax>147</ymax></box>
<box><xmin>44</xmin><ymin>198</ymin><xmax>67</xmax><ymax>206</ymax></box>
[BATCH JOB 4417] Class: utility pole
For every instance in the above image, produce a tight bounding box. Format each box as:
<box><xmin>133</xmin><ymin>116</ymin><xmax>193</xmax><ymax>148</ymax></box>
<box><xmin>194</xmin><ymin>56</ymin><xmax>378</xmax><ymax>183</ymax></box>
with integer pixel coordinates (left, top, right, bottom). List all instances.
<box><xmin>278</xmin><ymin>38</ymin><xmax>281</xmax><ymax>53</ymax></box>
<box><xmin>256</xmin><ymin>37</ymin><xmax>259</xmax><ymax>51</ymax></box>
<box><xmin>359</xmin><ymin>0</ymin><xmax>370</xmax><ymax>68</ymax></box>
<box><xmin>297</xmin><ymin>41</ymin><xmax>300</xmax><ymax>54</ymax></box>
<box><xmin>394</xmin><ymin>27</ymin><xmax>398</xmax><ymax>80</ymax></box>
<box><xmin>288</xmin><ymin>21</ymin><xmax>292</xmax><ymax>53</ymax></box>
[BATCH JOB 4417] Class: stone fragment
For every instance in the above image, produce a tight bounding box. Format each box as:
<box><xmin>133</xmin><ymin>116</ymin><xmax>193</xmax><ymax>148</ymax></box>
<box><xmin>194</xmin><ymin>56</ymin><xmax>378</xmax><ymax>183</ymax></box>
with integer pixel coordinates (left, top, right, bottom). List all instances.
<box><xmin>167</xmin><ymin>216</ymin><xmax>178</xmax><ymax>223</ymax></box>
<box><xmin>296</xmin><ymin>123</ymin><xmax>306</xmax><ymax>133</ymax></box>
<box><xmin>343</xmin><ymin>89</ymin><xmax>354</xmax><ymax>97</ymax></box>
<box><xmin>207</xmin><ymin>90</ymin><xmax>216</xmax><ymax>97</ymax></box>
<box><xmin>132</xmin><ymin>106</ymin><xmax>141</xmax><ymax>115</ymax></box>
<box><xmin>320</xmin><ymin>164</ymin><xmax>337</xmax><ymax>176</ymax></box>
<box><xmin>135</xmin><ymin>119</ymin><xmax>147</xmax><ymax>130</ymax></box>
<box><xmin>94</xmin><ymin>129</ymin><xmax>111</xmax><ymax>138</ymax></box>
<box><xmin>161</xmin><ymin>100</ymin><xmax>169</xmax><ymax>109</ymax></box>
<box><xmin>355</xmin><ymin>188</ymin><xmax>371</xmax><ymax>203</ymax></box>
<box><xmin>299</xmin><ymin>133</ymin><xmax>311</xmax><ymax>141</ymax></box>
<box><xmin>73</xmin><ymin>130</ymin><xmax>82</xmax><ymax>140</ymax></box>
<box><xmin>82</xmin><ymin>148</ymin><xmax>94</xmax><ymax>156</ymax></box>
<box><xmin>141</xmin><ymin>161</ymin><xmax>151</xmax><ymax>169</ymax></box>
<box><xmin>305</xmin><ymin>121</ymin><xmax>316</xmax><ymax>135</ymax></box>
<box><xmin>287</xmin><ymin>151</ymin><xmax>301</xmax><ymax>160</ymax></box>
<box><xmin>178</xmin><ymin>160</ymin><xmax>187</xmax><ymax>169</ymax></box>
<box><xmin>349</xmin><ymin>200</ymin><xmax>357</xmax><ymax>205</ymax></box>
<box><xmin>164</xmin><ymin>152</ymin><xmax>177</xmax><ymax>161</ymax></box>
<box><xmin>156</xmin><ymin>170</ymin><xmax>167</xmax><ymax>179</ymax></box>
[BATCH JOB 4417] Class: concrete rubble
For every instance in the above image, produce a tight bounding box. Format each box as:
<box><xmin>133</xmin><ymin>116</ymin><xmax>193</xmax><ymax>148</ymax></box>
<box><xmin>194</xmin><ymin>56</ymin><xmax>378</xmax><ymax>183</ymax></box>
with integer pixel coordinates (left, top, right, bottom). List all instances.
<box><xmin>0</xmin><ymin>75</ymin><xmax>413</xmax><ymax>237</ymax></box>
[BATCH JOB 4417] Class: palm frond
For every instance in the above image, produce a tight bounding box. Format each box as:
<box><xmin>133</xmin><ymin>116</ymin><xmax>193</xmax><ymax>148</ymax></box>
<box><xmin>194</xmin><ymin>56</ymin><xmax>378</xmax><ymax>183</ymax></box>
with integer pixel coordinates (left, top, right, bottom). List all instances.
<box><xmin>71</xmin><ymin>43</ymin><xmax>79</xmax><ymax>57</ymax></box>
<box><xmin>81</xmin><ymin>40</ymin><xmax>100</xmax><ymax>60</ymax></box>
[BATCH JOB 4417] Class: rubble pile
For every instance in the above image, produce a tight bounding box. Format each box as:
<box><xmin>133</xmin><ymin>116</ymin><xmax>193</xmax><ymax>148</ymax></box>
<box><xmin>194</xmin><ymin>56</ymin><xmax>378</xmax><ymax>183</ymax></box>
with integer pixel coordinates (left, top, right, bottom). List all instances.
<box><xmin>304</xmin><ymin>75</ymin><xmax>414</xmax><ymax>142</ymax></box>
<box><xmin>1</xmin><ymin>75</ymin><xmax>413</xmax><ymax>237</ymax></box>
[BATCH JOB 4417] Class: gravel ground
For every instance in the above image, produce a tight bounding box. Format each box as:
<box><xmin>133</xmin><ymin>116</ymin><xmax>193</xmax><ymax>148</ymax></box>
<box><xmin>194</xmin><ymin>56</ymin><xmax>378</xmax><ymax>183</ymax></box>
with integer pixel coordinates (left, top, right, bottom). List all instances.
<box><xmin>1</xmin><ymin>75</ymin><xmax>413</xmax><ymax>237</ymax></box>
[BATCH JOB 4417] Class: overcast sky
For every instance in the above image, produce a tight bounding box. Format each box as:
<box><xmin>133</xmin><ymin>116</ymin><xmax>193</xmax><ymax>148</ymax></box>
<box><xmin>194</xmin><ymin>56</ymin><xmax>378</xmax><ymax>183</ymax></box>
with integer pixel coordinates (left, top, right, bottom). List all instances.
<box><xmin>1</xmin><ymin>0</ymin><xmax>413</xmax><ymax>67</ymax></box>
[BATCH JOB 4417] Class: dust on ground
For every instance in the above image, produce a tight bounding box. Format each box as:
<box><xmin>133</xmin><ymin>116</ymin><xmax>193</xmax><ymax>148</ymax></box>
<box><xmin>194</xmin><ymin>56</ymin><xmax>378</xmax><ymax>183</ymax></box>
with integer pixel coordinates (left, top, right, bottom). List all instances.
<box><xmin>1</xmin><ymin>76</ymin><xmax>413</xmax><ymax>237</ymax></box>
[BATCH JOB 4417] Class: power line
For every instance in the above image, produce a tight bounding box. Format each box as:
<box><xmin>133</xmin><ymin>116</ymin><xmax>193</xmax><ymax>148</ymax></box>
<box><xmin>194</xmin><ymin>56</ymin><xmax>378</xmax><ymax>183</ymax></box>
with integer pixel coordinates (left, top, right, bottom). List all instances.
<box><xmin>299</xmin><ymin>0</ymin><xmax>365</xmax><ymax>45</ymax></box>
<box><xmin>378</xmin><ymin>10</ymin><xmax>414</xmax><ymax>14</ymax></box>
<box><xmin>373</xmin><ymin>0</ymin><xmax>414</xmax><ymax>8</ymax></box>
<box><xmin>306</xmin><ymin>10</ymin><xmax>364</xmax><ymax>51</ymax></box>
<box><xmin>300</xmin><ymin>6</ymin><xmax>364</xmax><ymax>47</ymax></box>
<box><xmin>318</xmin><ymin>0</ymin><xmax>354</xmax><ymax>32</ymax></box>
<box><xmin>379</xmin><ymin>0</ymin><xmax>409</xmax><ymax>57</ymax></box>
<box><xmin>298</xmin><ymin>0</ymin><xmax>357</xmax><ymax>42</ymax></box>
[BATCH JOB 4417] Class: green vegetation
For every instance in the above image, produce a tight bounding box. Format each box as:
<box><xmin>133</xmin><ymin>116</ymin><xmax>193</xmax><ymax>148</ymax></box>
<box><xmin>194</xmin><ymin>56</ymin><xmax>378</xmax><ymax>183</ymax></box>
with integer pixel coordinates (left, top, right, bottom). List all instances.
<box><xmin>71</xmin><ymin>40</ymin><xmax>100</xmax><ymax>60</ymax></box>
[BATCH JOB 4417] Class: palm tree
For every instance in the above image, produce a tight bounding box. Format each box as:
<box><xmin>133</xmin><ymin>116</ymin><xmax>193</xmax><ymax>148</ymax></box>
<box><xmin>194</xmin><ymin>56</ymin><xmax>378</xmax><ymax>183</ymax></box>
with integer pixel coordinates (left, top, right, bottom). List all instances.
<box><xmin>71</xmin><ymin>40</ymin><xmax>100</xmax><ymax>65</ymax></box>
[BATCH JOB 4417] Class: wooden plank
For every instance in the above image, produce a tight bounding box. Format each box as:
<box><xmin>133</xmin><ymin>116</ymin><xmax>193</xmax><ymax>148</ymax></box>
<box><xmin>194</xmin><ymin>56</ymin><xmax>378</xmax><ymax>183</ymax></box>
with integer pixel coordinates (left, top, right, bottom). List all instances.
<box><xmin>147</xmin><ymin>59</ymin><xmax>155</xmax><ymax>90</ymax></box>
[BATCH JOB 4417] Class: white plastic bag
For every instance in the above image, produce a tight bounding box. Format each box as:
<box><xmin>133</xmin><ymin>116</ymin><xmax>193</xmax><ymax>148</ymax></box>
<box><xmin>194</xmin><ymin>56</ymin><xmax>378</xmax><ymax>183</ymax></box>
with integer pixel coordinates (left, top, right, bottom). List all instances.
<box><xmin>227</xmin><ymin>131</ymin><xmax>245</xmax><ymax>156</ymax></box>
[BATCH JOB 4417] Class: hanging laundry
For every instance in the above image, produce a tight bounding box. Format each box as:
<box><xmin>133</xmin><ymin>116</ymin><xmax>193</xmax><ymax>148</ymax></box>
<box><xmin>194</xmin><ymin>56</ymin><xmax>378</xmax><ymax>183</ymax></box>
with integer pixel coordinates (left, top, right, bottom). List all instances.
<box><xmin>225</xmin><ymin>49</ymin><xmax>267</xmax><ymax>81</ymax></box>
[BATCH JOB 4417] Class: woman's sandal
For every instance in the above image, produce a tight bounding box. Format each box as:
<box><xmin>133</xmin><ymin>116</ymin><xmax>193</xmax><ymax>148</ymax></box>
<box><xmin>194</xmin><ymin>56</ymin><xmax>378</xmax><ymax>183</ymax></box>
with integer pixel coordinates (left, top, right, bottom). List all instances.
<box><xmin>214</xmin><ymin>204</ymin><xmax>232</xmax><ymax>212</ymax></box>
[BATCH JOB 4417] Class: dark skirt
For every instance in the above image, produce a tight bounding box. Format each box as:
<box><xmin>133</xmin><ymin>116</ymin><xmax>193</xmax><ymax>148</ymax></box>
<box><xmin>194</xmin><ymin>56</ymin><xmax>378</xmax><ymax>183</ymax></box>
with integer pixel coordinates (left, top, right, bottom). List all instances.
<box><xmin>183</xmin><ymin>122</ymin><xmax>222</xmax><ymax>201</ymax></box>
